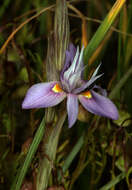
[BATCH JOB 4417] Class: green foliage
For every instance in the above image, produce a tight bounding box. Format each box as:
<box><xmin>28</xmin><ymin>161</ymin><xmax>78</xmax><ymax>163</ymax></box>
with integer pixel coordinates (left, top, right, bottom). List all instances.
<box><xmin>11</xmin><ymin>117</ymin><xmax>45</xmax><ymax>190</ymax></box>
<box><xmin>0</xmin><ymin>0</ymin><xmax>132</xmax><ymax>190</ymax></box>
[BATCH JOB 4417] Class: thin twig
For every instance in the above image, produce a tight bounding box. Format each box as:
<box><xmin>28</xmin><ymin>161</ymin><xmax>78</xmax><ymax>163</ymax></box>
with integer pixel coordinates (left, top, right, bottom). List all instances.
<box><xmin>0</xmin><ymin>5</ymin><xmax>55</xmax><ymax>54</ymax></box>
<box><xmin>68</xmin><ymin>13</ymin><xmax>132</xmax><ymax>38</ymax></box>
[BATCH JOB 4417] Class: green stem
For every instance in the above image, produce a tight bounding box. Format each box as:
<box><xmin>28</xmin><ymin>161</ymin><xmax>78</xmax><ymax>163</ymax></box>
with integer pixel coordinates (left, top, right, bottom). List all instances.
<box><xmin>109</xmin><ymin>65</ymin><xmax>132</xmax><ymax>99</ymax></box>
<box><xmin>36</xmin><ymin>110</ymin><xmax>67</xmax><ymax>190</ymax></box>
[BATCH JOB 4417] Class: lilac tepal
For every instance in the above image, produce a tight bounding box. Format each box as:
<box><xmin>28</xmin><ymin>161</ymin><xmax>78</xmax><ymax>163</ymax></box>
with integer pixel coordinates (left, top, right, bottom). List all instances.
<box><xmin>22</xmin><ymin>44</ymin><xmax>118</xmax><ymax>128</ymax></box>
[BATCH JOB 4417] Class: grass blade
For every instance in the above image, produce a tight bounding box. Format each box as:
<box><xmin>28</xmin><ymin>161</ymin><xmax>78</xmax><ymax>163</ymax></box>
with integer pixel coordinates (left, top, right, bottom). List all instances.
<box><xmin>11</xmin><ymin>117</ymin><xmax>45</xmax><ymax>190</ymax></box>
<box><xmin>109</xmin><ymin>65</ymin><xmax>132</xmax><ymax>99</ymax></box>
<box><xmin>84</xmin><ymin>0</ymin><xmax>126</xmax><ymax>63</ymax></box>
<box><xmin>99</xmin><ymin>172</ymin><xmax>126</xmax><ymax>190</ymax></box>
<box><xmin>58</xmin><ymin>134</ymin><xmax>84</xmax><ymax>181</ymax></box>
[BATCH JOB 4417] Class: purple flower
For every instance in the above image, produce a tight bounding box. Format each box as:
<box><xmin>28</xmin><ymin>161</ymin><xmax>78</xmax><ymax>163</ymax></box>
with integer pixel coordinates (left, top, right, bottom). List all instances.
<box><xmin>22</xmin><ymin>44</ymin><xmax>118</xmax><ymax>128</ymax></box>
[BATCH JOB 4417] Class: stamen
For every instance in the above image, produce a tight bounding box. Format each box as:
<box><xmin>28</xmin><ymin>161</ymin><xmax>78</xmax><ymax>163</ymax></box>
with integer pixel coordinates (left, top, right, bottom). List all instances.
<box><xmin>52</xmin><ymin>83</ymin><xmax>63</xmax><ymax>93</ymax></box>
<box><xmin>81</xmin><ymin>91</ymin><xmax>92</xmax><ymax>99</ymax></box>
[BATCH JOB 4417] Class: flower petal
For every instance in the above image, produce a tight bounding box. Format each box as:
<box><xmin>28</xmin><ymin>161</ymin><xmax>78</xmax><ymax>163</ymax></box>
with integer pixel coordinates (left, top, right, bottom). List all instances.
<box><xmin>75</xmin><ymin>45</ymin><xmax>84</xmax><ymax>73</ymax></box>
<box><xmin>79</xmin><ymin>90</ymin><xmax>118</xmax><ymax>120</ymax></box>
<box><xmin>67</xmin><ymin>43</ymin><xmax>77</xmax><ymax>62</ymax></box>
<box><xmin>73</xmin><ymin>63</ymin><xmax>103</xmax><ymax>94</ymax></box>
<box><xmin>67</xmin><ymin>94</ymin><xmax>78</xmax><ymax>128</ymax></box>
<box><xmin>60</xmin><ymin>43</ymin><xmax>76</xmax><ymax>77</ymax></box>
<box><xmin>22</xmin><ymin>82</ymin><xmax>66</xmax><ymax>109</ymax></box>
<box><xmin>91</xmin><ymin>63</ymin><xmax>101</xmax><ymax>78</ymax></box>
<box><xmin>68</xmin><ymin>46</ymin><xmax>85</xmax><ymax>88</ymax></box>
<box><xmin>63</xmin><ymin>46</ymin><xmax>79</xmax><ymax>80</ymax></box>
<box><xmin>73</xmin><ymin>73</ymin><xmax>103</xmax><ymax>94</ymax></box>
<box><xmin>92</xmin><ymin>85</ymin><xmax>107</xmax><ymax>97</ymax></box>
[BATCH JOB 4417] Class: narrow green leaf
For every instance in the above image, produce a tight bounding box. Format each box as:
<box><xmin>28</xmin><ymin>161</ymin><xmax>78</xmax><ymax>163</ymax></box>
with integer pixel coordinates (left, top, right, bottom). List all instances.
<box><xmin>84</xmin><ymin>0</ymin><xmax>126</xmax><ymax>63</ymax></box>
<box><xmin>54</xmin><ymin>0</ymin><xmax>69</xmax><ymax>70</ymax></box>
<box><xmin>11</xmin><ymin>117</ymin><xmax>45</xmax><ymax>190</ymax></box>
<box><xmin>99</xmin><ymin>172</ymin><xmax>126</xmax><ymax>190</ymax></box>
<box><xmin>58</xmin><ymin>134</ymin><xmax>84</xmax><ymax>181</ymax></box>
<box><xmin>109</xmin><ymin>65</ymin><xmax>132</xmax><ymax>99</ymax></box>
<box><xmin>63</xmin><ymin>135</ymin><xmax>84</xmax><ymax>173</ymax></box>
<box><xmin>117</xmin><ymin>11</ymin><xmax>123</xmax><ymax>81</ymax></box>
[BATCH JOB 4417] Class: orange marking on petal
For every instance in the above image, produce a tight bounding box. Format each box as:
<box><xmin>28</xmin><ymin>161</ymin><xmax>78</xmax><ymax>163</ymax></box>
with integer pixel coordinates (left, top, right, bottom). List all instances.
<box><xmin>52</xmin><ymin>83</ymin><xmax>63</xmax><ymax>93</ymax></box>
<box><xmin>81</xmin><ymin>91</ymin><xmax>92</xmax><ymax>99</ymax></box>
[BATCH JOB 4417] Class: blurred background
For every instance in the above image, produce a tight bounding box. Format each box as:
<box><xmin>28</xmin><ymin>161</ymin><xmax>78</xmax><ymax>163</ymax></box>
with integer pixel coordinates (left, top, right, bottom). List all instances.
<box><xmin>0</xmin><ymin>0</ymin><xmax>132</xmax><ymax>189</ymax></box>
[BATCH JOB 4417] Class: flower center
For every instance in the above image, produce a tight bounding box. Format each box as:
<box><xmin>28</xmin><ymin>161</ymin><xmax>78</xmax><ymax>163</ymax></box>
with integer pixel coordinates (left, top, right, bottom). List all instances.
<box><xmin>52</xmin><ymin>83</ymin><xmax>63</xmax><ymax>93</ymax></box>
<box><xmin>81</xmin><ymin>91</ymin><xmax>92</xmax><ymax>99</ymax></box>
